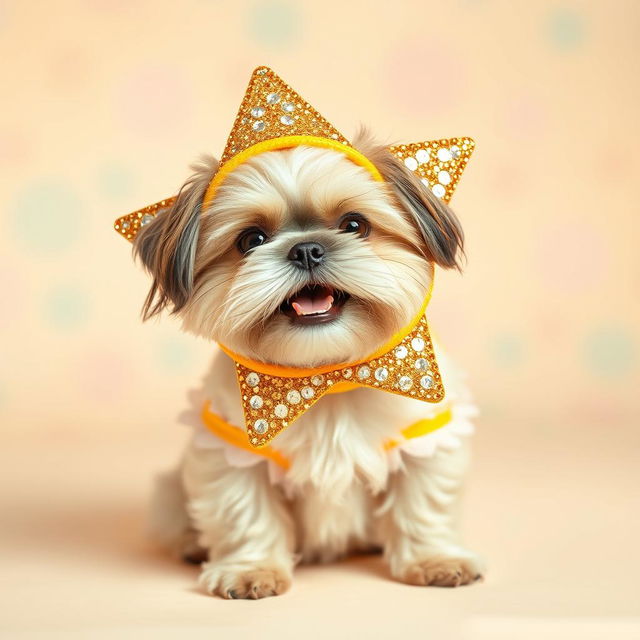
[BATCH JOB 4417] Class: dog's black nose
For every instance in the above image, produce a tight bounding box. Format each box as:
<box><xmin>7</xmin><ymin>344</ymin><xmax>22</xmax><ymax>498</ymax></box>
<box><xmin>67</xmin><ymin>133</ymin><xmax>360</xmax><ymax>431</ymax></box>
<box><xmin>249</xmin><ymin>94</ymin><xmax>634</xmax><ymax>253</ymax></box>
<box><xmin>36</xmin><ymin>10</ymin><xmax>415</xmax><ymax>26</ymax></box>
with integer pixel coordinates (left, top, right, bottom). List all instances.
<box><xmin>287</xmin><ymin>242</ymin><xmax>325</xmax><ymax>270</ymax></box>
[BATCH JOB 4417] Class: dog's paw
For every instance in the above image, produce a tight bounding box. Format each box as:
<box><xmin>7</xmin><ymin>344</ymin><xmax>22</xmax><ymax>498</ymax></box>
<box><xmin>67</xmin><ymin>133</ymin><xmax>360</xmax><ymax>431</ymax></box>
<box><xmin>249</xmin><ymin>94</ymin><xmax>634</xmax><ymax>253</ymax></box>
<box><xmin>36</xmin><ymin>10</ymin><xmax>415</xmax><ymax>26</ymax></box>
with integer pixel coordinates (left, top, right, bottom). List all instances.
<box><xmin>199</xmin><ymin>563</ymin><xmax>291</xmax><ymax>599</ymax></box>
<box><xmin>399</xmin><ymin>553</ymin><xmax>484</xmax><ymax>587</ymax></box>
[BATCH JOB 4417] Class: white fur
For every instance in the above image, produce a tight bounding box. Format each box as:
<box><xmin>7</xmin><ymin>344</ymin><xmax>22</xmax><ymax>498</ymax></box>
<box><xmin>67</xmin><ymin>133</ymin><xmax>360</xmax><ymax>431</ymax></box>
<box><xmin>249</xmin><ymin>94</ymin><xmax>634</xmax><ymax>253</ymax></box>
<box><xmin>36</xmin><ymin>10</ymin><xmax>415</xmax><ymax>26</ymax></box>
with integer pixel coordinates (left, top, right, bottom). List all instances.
<box><xmin>151</xmin><ymin>346</ymin><xmax>483</xmax><ymax>596</ymax></box>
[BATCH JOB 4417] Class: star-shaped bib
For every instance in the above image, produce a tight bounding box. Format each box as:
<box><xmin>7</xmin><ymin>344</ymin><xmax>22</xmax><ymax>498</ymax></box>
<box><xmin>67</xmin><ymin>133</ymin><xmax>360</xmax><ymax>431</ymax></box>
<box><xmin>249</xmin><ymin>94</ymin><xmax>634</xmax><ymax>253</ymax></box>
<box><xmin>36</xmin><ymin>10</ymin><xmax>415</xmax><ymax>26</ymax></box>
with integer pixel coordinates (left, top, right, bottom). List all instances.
<box><xmin>222</xmin><ymin>309</ymin><xmax>443</xmax><ymax>447</ymax></box>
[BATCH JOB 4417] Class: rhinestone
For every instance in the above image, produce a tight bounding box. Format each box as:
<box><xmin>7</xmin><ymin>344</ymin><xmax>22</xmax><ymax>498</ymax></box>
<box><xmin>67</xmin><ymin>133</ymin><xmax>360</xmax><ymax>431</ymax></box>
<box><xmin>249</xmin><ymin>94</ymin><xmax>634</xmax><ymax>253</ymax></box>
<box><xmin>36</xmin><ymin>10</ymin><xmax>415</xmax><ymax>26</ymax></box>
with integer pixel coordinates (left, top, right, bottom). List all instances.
<box><xmin>266</xmin><ymin>92</ymin><xmax>281</xmax><ymax>104</ymax></box>
<box><xmin>286</xmin><ymin>389</ymin><xmax>301</xmax><ymax>404</ymax></box>
<box><xmin>311</xmin><ymin>374</ymin><xmax>324</xmax><ymax>386</ymax></box>
<box><xmin>395</xmin><ymin>345</ymin><xmax>408</xmax><ymax>359</ymax></box>
<box><xmin>249</xmin><ymin>395</ymin><xmax>263</xmax><ymax>409</ymax></box>
<box><xmin>438</xmin><ymin>170</ymin><xmax>451</xmax><ymax>185</ymax></box>
<box><xmin>416</xmin><ymin>148</ymin><xmax>430</xmax><ymax>164</ymax></box>
<box><xmin>251</xmin><ymin>106</ymin><xmax>265</xmax><ymax>118</ymax></box>
<box><xmin>140</xmin><ymin>214</ymin><xmax>154</xmax><ymax>226</ymax></box>
<box><xmin>121</xmin><ymin>220</ymin><xmax>131</xmax><ymax>230</ymax></box>
<box><xmin>256</xmin><ymin>68</ymin><xmax>267</xmax><ymax>76</ymax></box>
<box><xmin>432</xmin><ymin>184</ymin><xmax>446</xmax><ymax>198</ymax></box>
<box><xmin>280</xmin><ymin>115</ymin><xmax>294</xmax><ymax>126</ymax></box>
<box><xmin>414</xmin><ymin>357</ymin><xmax>429</xmax><ymax>371</ymax></box>
<box><xmin>274</xmin><ymin>404</ymin><xmax>288</xmax><ymax>418</ymax></box>
<box><xmin>411</xmin><ymin>337</ymin><xmax>425</xmax><ymax>352</ymax></box>
<box><xmin>254</xmin><ymin>418</ymin><xmax>268</xmax><ymax>434</ymax></box>
<box><xmin>450</xmin><ymin>145</ymin><xmax>461</xmax><ymax>158</ymax></box>
<box><xmin>301</xmin><ymin>386</ymin><xmax>315</xmax><ymax>400</ymax></box>
<box><xmin>398</xmin><ymin>376</ymin><xmax>413</xmax><ymax>391</ymax></box>
<box><xmin>342</xmin><ymin>368</ymin><xmax>353</xmax><ymax>379</ymax></box>
<box><xmin>357</xmin><ymin>366</ymin><xmax>371</xmax><ymax>380</ymax></box>
<box><xmin>246</xmin><ymin>372</ymin><xmax>260</xmax><ymax>387</ymax></box>
<box><xmin>282</xmin><ymin>102</ymin><xmax>295</xmax><ymax>113</ymax></box>
<box><xmin>420</xmin><ymin>375</ymin><xmax>434</xmax><ymax>390</ymax></box>
<box><xmin>252</xmin><ymin>120</ymin><xmax>266</xmax><ymax>132</ymax></box>
<box><xmin>330</xmin><ymin>133</ymin><xmax>339</xmax><ymax>139</ymax></box>
<box><xmin>374</xmin><ymin>367</ymin><xmax>389</xmax><ymax>382</ymax></box>
<box><xmin>404</xmin><ymin>157</ymin><xmax>418</xmax><ymax>171</ymax></box>
<box><xmin>437</xmin><ymin>148</ymin><xmax>453</xmax><ymax>162</ymax></box>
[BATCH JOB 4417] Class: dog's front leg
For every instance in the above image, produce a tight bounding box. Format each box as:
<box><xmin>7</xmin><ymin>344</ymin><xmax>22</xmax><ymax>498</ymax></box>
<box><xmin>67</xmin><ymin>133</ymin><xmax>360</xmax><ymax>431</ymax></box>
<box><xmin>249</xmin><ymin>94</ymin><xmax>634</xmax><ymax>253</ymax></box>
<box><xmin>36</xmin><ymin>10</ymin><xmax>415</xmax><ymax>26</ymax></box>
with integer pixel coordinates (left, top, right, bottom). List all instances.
<box><xmin>182</xmin><ymin>444</ymin><xmax>295</xmax><ymax>599</ymax></box>
<box><xmin>379</xmin><ymin>442</ymin><xmax>484</xmax><ymax>587</ymax></box>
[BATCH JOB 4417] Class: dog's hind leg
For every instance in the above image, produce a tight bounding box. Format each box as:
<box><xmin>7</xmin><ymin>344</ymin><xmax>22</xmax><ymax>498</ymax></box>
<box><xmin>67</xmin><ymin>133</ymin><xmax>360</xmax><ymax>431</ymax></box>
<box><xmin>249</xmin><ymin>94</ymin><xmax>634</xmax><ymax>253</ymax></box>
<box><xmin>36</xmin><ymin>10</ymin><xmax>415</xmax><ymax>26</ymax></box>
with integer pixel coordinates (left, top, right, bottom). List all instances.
<box><xmin>149</xmin><ymin>467</ymin><xmax>208</xmax><ymax>563</ymax></box>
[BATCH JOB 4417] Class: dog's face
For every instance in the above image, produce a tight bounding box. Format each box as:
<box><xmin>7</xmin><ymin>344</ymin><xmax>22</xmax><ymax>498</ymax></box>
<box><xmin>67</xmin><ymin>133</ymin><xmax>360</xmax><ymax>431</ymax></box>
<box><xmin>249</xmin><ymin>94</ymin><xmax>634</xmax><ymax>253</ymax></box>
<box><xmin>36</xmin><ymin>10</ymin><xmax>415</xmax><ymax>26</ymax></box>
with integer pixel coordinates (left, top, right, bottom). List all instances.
<box><xmin>136</xmin><ymin>132</ymin><xmax>463</xmax><ymax>367</ymax></box>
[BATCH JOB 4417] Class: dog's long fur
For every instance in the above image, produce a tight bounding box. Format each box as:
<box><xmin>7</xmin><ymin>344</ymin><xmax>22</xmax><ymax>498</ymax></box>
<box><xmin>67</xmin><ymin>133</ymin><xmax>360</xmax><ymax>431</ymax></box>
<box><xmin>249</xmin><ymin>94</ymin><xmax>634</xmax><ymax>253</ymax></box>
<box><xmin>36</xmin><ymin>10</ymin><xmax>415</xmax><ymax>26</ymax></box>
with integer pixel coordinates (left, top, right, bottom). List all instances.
<box><xmin>136</xmin><ymin>131</ymin><xmax>482</xmax><ymax>598</ymax></box>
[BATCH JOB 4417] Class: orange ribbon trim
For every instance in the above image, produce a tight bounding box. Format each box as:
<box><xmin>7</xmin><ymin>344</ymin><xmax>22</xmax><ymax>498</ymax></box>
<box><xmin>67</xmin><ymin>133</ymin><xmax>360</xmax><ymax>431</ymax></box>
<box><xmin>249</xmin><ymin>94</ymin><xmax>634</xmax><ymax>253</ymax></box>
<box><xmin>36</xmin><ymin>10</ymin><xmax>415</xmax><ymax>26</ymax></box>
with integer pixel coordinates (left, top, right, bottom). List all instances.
<box><xmin>201</xmin><ymin>402</ymin><xmax>453</xmax><ymax>471</ymax></box>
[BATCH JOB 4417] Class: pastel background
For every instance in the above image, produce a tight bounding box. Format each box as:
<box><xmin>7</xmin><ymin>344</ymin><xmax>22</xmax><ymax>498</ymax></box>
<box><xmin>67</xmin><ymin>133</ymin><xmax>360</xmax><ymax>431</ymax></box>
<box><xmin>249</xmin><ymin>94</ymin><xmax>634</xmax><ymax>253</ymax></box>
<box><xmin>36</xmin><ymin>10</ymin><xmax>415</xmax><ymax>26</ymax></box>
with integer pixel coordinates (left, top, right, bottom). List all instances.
<box><xmin>1</xmin><ymin>0</ymin><xmax>638</xmax><ymax>637</ymax></box>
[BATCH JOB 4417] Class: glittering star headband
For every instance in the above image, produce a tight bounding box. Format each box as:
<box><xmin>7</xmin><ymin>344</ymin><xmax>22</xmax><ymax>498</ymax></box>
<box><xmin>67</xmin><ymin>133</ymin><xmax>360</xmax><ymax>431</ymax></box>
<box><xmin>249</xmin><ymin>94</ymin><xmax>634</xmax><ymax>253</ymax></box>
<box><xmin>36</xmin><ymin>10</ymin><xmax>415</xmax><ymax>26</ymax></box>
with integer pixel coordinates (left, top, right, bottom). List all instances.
<box><xmin>114</xmin><ymin>66</ymin><xmax>475</xmax><ymax>447</ymax></box>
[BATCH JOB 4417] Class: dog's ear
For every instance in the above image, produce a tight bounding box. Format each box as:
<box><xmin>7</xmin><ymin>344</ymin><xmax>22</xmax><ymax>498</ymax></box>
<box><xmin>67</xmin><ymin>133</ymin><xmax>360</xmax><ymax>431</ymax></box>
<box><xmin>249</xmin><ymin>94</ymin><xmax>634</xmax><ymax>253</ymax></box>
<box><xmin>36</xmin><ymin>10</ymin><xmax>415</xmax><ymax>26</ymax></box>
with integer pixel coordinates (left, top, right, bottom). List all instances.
<box><xmin>356</xmin><ymin>132</ymin><xmax>464</xmax><ymax>269</ymax></box>
<box><xmin>134</xmin><ymin>156</ymin><xmax>218</xmax><ymax>320</ymax></box>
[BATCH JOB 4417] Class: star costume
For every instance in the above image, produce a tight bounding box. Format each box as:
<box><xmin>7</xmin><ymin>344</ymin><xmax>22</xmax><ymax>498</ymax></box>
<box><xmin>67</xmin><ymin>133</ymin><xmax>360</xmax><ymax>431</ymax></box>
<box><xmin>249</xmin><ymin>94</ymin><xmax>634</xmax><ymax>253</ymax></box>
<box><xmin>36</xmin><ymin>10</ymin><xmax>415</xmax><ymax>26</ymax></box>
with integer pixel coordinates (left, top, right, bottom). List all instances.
<box><xmin>114</xmin><ymin>66</ymin><xmax>475</xmax><ymax>455</ymax></box>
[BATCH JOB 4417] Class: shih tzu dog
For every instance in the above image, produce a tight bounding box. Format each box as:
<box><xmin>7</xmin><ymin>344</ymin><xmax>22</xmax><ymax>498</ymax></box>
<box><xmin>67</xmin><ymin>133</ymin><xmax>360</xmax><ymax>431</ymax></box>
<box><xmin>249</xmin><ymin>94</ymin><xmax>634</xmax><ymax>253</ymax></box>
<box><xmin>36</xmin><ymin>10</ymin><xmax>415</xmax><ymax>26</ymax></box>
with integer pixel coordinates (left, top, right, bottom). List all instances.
<box><xmin>131</xmin><ymin>128</ymin><xmax>483</xmax><ymax>599</ymax></box>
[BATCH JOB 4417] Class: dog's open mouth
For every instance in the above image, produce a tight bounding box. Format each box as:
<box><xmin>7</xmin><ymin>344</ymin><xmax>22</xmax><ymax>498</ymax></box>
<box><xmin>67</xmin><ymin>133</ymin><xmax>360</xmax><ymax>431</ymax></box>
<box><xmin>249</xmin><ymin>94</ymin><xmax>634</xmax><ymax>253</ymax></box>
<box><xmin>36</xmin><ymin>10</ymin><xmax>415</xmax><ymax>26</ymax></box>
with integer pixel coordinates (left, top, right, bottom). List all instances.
<box><xmin>280</xmin><ymin>285</ymin><xmax>350</xmax><ymax>325</ymax></box>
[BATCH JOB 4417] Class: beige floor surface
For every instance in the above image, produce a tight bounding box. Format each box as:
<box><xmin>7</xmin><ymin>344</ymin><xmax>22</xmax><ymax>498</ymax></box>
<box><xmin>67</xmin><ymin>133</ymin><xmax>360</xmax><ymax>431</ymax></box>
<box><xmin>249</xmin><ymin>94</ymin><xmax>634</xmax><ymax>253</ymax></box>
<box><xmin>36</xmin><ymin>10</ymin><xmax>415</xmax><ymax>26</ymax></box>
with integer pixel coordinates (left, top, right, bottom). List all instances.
<box><xmin>1</xmin><ymin>414</ymin><xmax>639</xmax><ymax>639</ymax></box>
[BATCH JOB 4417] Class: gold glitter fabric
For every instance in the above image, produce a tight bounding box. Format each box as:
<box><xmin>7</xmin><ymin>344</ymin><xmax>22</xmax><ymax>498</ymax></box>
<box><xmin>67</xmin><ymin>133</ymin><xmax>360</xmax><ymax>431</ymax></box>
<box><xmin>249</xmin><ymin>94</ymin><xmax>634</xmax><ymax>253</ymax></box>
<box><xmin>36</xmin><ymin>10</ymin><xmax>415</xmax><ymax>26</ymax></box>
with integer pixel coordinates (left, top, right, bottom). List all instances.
<box><xmin>236</xmin><ymin>314</ymin><xmax>443</xmax><ymax>448</ymax></box>
<box><xmin>389</xmin><ymin>138</ymin><xmax>475</xmax><ymax>204</ymax></box>
<box><xmin>114</xmin><ymin>197</ymin><xmax>176</xmax><ymax>243</ymax></box>
<box><xmin>113</xmin><ymin>65</ymin><xmax>475</xmax><ymax>242</ymax></box>
<box><xmin>217</xmin><ymin>66</ymin><xmax>349</xmax><ymax>166</ymax></box>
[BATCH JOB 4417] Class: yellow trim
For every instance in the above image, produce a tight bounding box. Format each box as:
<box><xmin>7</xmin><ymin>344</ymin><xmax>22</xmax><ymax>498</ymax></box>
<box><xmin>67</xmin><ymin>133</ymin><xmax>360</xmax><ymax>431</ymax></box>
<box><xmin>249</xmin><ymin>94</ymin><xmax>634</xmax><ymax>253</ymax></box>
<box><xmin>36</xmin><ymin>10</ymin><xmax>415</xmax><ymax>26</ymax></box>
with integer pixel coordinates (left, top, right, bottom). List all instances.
<box><xmin>202</xmin><ymin>135</ymin><xmax>384</xmax><ymax>210</ymax></box>
<box><xmin>218</xmin><ymin>280</ymin><xmax>434</xmax><ymax>379</ymax></box>
<box><xmin>383</xmin><ymin>407</ymin><xmax>453</xmax><ymax>450</ymax></box>
<box><xmin>201</xmin><ymin>402</ymin><xmax>452</xmax><ymax>470</ymax></box>
<box><xmin>201</xmin><ymin>403</ymin><xmax>291</xmax><ymax>470</ymax></box>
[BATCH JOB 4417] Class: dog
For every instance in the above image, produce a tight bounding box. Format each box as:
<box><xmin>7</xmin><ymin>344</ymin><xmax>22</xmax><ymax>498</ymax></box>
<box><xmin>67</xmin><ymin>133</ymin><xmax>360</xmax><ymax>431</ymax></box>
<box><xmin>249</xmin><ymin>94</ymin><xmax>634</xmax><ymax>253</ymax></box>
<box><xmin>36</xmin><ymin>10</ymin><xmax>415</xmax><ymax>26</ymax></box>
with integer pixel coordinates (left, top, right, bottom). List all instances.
<box><xmin>133</xmin><ymin>127</ymin><xmax>483</xmax><ymax>599</ymax></box>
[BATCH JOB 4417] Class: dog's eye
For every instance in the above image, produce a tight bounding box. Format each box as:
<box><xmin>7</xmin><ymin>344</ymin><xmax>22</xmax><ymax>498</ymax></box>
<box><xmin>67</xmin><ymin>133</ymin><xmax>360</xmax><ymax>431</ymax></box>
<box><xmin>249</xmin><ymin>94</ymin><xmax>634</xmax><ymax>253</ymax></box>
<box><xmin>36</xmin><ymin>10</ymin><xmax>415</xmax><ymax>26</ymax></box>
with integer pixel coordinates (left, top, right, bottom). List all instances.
<box><xmin>236</xmin><ymin>227</ymin><xmax>269</xmax><ymax>254</ymax></box>
<box><xmin>338</xmin><ymin>213</ymin><xmax>370</xmax><ymax>238</ymax></box>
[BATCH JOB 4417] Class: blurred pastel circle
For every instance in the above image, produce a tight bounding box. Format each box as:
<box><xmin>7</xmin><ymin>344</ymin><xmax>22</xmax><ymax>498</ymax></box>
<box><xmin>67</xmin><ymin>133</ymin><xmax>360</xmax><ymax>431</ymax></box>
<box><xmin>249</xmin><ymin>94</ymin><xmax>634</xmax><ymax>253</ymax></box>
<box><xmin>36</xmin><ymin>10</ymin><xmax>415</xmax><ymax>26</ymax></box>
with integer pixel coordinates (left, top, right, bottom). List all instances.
<box><xmin>583</xmin><ymin>326</ymin><xmax>635</xmax><ymax>378</ymax></box>
<box><xmin>490</xmin><ymin>332</ymin><xmax>525</xmax><ymax>367</ymax></box>
<box><xmin>86</xmin><ymin>0</ymin><xmax>132</xmax><ymax>8</ymax></box>
<box><xmin>0</xmin><ymin>262</ymin><xmax>24</xmax><ymax>328</ymax></box>
<box><xmin>77</xmin><ymin>348</ymin><xmax>133</xmax><ymax>403</ymax></box>
<box><xmin>594</xmin><ymin>141</ymin><xmax>634</xmax><ymax>184</ymax></box>
<box><xmin>547</xmin><ymin>7</ymin><xmax>585</xmax><ymax>51</ymax></box>
<box><xmin>0</xmin><ymin>1</ymin><xmax>10</xmax><ymax>30</ymax></box>
<box><xmin>10</xmin><ymin>180</ymin><xmax>83</xmax><ymax>254</ymax></box>
<box><xmin>486</xmin><ymin>158</ymin><xmax>526</xmax><ymax>201</ymax></box>
<box><xmin>502</xmin><ymin>94</ymin><xmax>547</xmax><ymax>139</ymax></box>
<box><xmin>0</xmin><ymin>129</ymin><xmax>30</xmax><ymax>166</ymax></box>
<box><xmin>248</xmin><ymin>1</ymin><xmax>301</xmax><ymax>49</ymax></box>
<box><xmin>44</xmin><ymin>285</ymin><xmax>89</xmax><ymax>331</ymax></box>
<box><xmin>534</xmin><ymin>220</ymin><xmax>609</xmax><ymax>292</ymax></box>
<box><xmin>97</xmin><ymin>162</ymin><xmax>135</xmax><ymax>200</ymax></box>
<box><xmin>47</xmin><ymin>47</ymin><xmax>94</xmax><ymax>92</ymax></box>
<box><xmin>385</xmin><ymin>40</ymin><xmax>466</xmax><ymax>115</ymax></box>
<box><xmin>156</xmin><ymin>336</ymin><xmax>195</xmax><ymax>373</ymax></box>
<box><xmin>116</xmin><ymin>64</ymin><xmax>194</xmax><ymax>137</ymax></box>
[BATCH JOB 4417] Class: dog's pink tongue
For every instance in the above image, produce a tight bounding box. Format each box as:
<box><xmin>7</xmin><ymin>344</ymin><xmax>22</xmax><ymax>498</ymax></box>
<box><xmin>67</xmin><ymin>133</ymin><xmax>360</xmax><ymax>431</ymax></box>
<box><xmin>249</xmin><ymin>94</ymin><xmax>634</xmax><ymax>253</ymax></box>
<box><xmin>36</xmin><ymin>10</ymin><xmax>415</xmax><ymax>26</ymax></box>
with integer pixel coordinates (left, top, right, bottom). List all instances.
<box><xmin>292</xmin><ymin>293</ymin><xmax>334</xmax><ymax>316</ymax></box>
